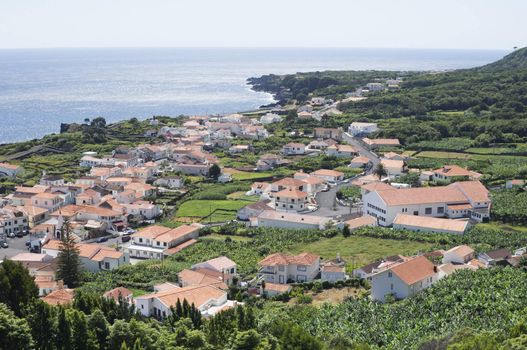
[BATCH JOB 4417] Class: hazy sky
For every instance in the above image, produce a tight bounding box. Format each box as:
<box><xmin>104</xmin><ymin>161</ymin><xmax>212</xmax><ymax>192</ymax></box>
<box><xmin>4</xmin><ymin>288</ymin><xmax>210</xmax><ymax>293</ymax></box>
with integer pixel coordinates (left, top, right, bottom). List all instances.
<box><xmin>0</xmin><ymin>0</ymin><xmax>525</xmax><ymax>49</ymax></box>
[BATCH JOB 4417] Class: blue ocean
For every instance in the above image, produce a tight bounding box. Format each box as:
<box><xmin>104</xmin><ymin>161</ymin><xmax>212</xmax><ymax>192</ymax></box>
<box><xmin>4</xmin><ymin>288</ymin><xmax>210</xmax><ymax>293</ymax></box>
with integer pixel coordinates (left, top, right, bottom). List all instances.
<box><xmin>0</xmin><ymin>47</ymin><xmax>507</xmax><ymax>143</ymax></box>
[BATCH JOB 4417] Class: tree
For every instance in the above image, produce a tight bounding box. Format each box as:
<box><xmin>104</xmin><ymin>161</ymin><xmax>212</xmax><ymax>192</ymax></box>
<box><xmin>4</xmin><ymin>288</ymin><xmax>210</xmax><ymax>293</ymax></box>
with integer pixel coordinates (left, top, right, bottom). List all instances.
<box><xmin>233</xmin><ymin>329</ymin><xmax>261</xmax><ymax>350</ymax></box>
<box><xmin>69</xmin><ymin>309</ymin><xmax>97</xmax><ymax>350</ymax></box>
<box><xmin>342</xmin><ymin>224</ymin><xmax>351</xmax><ymax>238</ymax></box>
<box><xmin>373</xmin><ymin>163</ymin><xmax>387</xmax><ymax>180</ymax></box>
<box><xmin>57</xmin><ymin>219</ymin><xmax>82</xmax><ymax>288</ymax></box>
<box><xmin>88</xmin><ymin>309</ymin><xmax>110</xmax><ymax>350</ymax></box>
<box><xmin>0</xmin><ymin>303</ymin><xmax>34</xmax><ymax>350</ymax></box>
<box><xmin>23</xmin><ymin>300</ymin><xmax>57</xmax><ymax>350</ymax></box>
<box><xmin>208</xmin><ymin>164</ymin><xmax>221</xmax><ymax>180</ymax></box>
<box><xmin>0</xmin><ymin>259</ymin><xmax>38</xmax><ymax>315</ymax></box>
<box><xmin>56</xmin><ymin>307</ymin><xmax>72</xmax><ymax>350</ymax></box>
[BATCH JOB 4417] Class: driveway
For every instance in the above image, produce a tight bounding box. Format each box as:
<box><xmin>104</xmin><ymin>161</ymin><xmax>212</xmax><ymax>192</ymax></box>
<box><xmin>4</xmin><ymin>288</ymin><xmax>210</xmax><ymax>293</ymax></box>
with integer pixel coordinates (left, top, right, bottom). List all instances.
<box><xmin>342</xmin><ymin>132</ymin><xmax>380</xmax><ymax>174</ymax></box>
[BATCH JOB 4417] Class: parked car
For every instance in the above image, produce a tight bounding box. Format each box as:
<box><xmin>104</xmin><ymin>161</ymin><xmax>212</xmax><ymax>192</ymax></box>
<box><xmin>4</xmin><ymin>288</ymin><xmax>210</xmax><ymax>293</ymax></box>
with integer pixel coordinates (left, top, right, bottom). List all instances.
<box><xmin>7</xmin><ymin>232</ymin><xmax>15</xmax><ymax>238</ymax></box>
<box><xmin>121</xmin><ymin>235</ymin><xmax>131</xmax><ymax>243</ymax></box>
<box><xmin>25</xmin><ymin>240</ymin><xmax>31</xmax><ymax>247</ymax></box>
<box><xmin>96</xmin><ymin>237</ymin><xmax>109</xmax><ymax>243</ymax></box>
<box><xmin>1</xmin><ymin>241</ymin><xmax>8</xmax><ymax>249</ymax></box>
<box><xmin>16</xmin><ymin>231</ymin><xmax>24</xmax><ymax>238</ymax></box>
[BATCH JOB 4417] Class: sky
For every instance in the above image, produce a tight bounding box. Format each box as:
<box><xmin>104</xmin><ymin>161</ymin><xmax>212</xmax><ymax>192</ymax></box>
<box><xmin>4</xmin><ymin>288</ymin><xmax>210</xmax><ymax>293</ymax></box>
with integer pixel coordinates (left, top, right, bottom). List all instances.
<box><xmin>0</xmin><ymin>0</ymin><xmax>525</xmax><ymax>50</ymax></box>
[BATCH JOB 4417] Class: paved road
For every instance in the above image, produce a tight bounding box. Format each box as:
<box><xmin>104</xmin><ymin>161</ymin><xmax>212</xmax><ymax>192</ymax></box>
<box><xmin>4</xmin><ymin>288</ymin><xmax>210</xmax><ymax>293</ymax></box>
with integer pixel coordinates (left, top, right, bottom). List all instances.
<box><xmin>313</xmin><ymin>182</ymin><xmax>362</xmax><ymax>221</ymax></box>
<box><xmin>0</xmin><ymin>235</ymin><xmax>32</xmax><ymax>259</ymax></box>
<box><xmin>342</xmin><ymin>132</ymin><xmax>380</xmax><ymax>174</ymax></box>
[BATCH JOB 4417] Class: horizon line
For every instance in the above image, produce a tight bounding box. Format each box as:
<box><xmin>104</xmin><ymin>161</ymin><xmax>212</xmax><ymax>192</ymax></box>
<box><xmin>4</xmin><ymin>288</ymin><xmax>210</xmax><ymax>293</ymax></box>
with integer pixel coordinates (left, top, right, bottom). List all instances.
<box><xmin>0</xmin><ymin>45</ymin><xmax>513</xmax><ymax>51</ymax></box>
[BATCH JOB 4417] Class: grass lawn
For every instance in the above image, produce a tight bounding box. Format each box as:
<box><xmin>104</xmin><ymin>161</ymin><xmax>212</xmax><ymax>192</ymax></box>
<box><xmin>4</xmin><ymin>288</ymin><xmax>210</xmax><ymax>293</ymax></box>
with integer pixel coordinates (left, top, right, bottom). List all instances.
<box><xmin>227</xmin><ymin>191</ymin><xmax>259</xmax><ymax>202</ymax></box>
<box><xmin>230</xmin><ymin>171</ymin><xmax>275</xmax><ymax>181</ymax></box>
<box><xmin>477</xmin><ymin>222</ymin><xmax>527</xmax><ymax>233</ymax></box>
<box><xmin>287</xmin><ymin>235</ymin><xmax>433</xmax><ymax>270</ymax></box>
<box><xmin>176</xmin><ymin>199</ymin><xmax>248</xmax><ymax>219</ymax></box>
<box><xmin>130</xmin><ymin>288</ymin><xmax>148</xmax><ymax>297</ymax></box>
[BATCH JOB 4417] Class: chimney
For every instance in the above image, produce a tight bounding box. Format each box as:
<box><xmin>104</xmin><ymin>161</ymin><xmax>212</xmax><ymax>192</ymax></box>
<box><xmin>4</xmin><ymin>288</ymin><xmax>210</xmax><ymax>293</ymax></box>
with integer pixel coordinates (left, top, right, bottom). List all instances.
<box><xmin>433</xmin><ymin>266</ymin><xmax>438</xmax><ymax>273</ymax></box>
<box><xmin>57</xmin><ymin>280</ymin><xmax>64</xmax><ymax>290</ymax></box>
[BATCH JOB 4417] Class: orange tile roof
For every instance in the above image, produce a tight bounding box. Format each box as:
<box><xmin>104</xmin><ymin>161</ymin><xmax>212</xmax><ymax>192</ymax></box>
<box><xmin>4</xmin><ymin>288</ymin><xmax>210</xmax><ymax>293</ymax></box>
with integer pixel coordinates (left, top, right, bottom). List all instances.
<box><xmin>137</xmin><ymin>284</ymin><xmax>226</xmax><ymax>310</ymax></box>
<box><xmin>264</xmin><ymin>283</ymin><xmax>292</xmax><ymax>293</ymax></box>
<box><xmin>375</xmin><ymin>187</ymin><xmax>468</xmax><ymax>206</ymax></box>
<box><xmin>132</xmin><ymin>225</ymin><xmax>171</xmax><ymax>239</ymax></box>
<box><xmin>164</xmin><ymin>239</ymin><xmax>198</xmax><ymax>255</ymax></box>
<box><xmin>155</xmin><ymin>225</ymin><xmax>200</xmax><ymax>243</ymax></box>
<box><xmin>448</xmin><ymin>181</ymin><xmax>489</xmax><ymax>203</ymax></box>
<box><xmin>311</xmin><ymin>169</ymin><xmax>344</xmax><ymax>177</ymax></box>
<box><xmin>361</xmin><ymin>182</ymin><xmax>394</xmax><ymax>192</ymax></box>
<box><xmin>91</xmin><ymin>247</ymin><xmax>123</xmax><ymax>261</ymax></box>
<box><xmin>273</xmin><ymin>177</ymin><xmax>306</xmax><ymax>188</ymax></box>
<box><xmin>103</xmin><ymin>287</ymin><xmax>133</xmax><ymax>302</ymax></box>
<box><xmin>178</xmin><ymin>269</ymin><xmax>228</xmax><ymax>290</ymax></box>
<box><xmin>259</xmin><ymin>252</ymin><xmax>319</xmax><ymax>266</ymax></box>
<box><xmin>393</xmin><ymin>214</ymin><xmax>468</xmax><ymax>233</ymax></box>
<box><xmin>446</xmin><ymin>245</ymin><xmax>474</xmax><ymax>257</ymax></box>
<box><xmin>390</xmin><ymin>256</ymin><xmax>436</xmax><ymax>285</ymax></box>
<box><xmin>351</xmin><ymin>156</ymin><xmax>371</xmax><ymax>164</ymax></box>
<box><xmin>344</xmin><ymin>215</ymin><xmax>377</xmax><ymax>230</ymax></box>
<box><xmin>433</xmin><ymin>165</ymin><xmax>481</xmax><ymax>178</ymax></box>
<box><xmin>275</xmin><ymin>188</ymin><xmax>308</xmax><ymax>199</ymax></box>
<box><xmin>41</xmin><ymin>288</ymin><xmax>75</xmax><ymax>306</ymax></box>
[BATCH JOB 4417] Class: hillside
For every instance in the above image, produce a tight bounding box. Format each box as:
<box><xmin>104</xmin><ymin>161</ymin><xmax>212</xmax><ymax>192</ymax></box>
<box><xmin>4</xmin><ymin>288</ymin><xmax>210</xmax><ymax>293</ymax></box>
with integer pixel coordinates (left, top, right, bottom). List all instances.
<box><xmin>249</xmin><ymin>48</ymin><xmax>527</xmax><ymax>146</ymax></box>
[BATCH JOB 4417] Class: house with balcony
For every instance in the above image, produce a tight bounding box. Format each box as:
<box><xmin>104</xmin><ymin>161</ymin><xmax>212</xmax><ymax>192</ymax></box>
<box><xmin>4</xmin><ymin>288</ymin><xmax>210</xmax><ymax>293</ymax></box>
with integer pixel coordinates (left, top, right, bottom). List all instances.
<box><xmin>274</xmin><ymin>188</ymin><xmax>309</xmax><ymax>212</ymax></box>
<box><xmin>127</xmin><ymin>224</ymin><xmax>201</xmax><ymax>260</ymax></box>
<box><xmin>258</xmin><ymin>252</ymin><xmax>320</xmax><ymax>284</ymax></box>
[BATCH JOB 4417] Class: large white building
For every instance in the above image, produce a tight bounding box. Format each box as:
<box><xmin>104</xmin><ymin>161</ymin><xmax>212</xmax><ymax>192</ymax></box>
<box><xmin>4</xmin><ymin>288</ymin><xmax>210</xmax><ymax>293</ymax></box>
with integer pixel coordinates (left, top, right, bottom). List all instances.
<box><xmin>348</xmin><ymin>122</ymin><xmax>378</xmax><ymax>136</ymax></box>
<box><xmin>363</xmin><ymin>181</ymin><xmax>490</xmax><ymax>226</ymax></box>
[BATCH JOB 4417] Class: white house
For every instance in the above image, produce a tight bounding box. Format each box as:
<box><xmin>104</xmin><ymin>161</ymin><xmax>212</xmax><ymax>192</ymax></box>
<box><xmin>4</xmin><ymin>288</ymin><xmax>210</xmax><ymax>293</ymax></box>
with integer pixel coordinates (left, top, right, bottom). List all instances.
<box><xmin>258</xmin><ymin>252</ymin><xmax>320</xmax><ymax>284</ymax></box>
<box><xmin>154</xmin><ymin>177</ymin><xmax>184</xmax><ymax>189</ymax></box>
<box><xmin>349</xmin><ymin>156</ymin><xmax>371</xmax><ymax>168</ymax></box>
<box><xmin>127</xmin><ymin>224</ymin><xmax>201</xmax><ymax>260</ymax></box>
<box><xmin>310</xmin><ymin>169</ymin><xmax>344</xmax><ymax>183</ymax></box>
<box><xmin>260</xmin><ymin>113</ymin><xmax>282</xmax><ymax>124</ymax></box>
<box><xmin>31</xmin><ymin>192</ymin><xmax>64</xmax><ymax>213</ymax></box>
<box><xmin>362</xmin><ymin>181</ymin><xmax>490</xmax><ymax>226</ymax></box>
<box><xmin>380</xmin><ymin>159</ymin><xmax>406</xmax><ymax>177</ymax></box>
<box><xmin>191</xmin><ymin>256</ymin><xmax>237</xmax><ymax>285</ymax></box>
<box><xmin>371</xmin><ymin>256</ymin><xmax>439</xmax><ymax>302</ymax></box>
<box><xmin>348</xmin><ymin>122</ymin><xmax>378</xmax><ymax>136</ymax></box>
<box><xmin>442</xmin><ymin>245</ymin><xmax>475</xmax><ymax>264</ymax></box>
<box><xmin>282</xmin><ymin>143</ymin><xmax>306</xmax><ymax>156</ymax></box>
<box><xmin>274</xmin><ymin>188</ymin><xmax>309</xmax><ymax>212</ymax></box>
<box><xmin>325</xmin><ymin>144</ymin><xmax>357</xmax><ymax>158</ymax></box>
<box><xmin>135</xmin><ymin>284</ymin><xmax>238</xmax><ymax>319</ymax></box>
<box><xmin>432</xmin><ymin>165</ymin><xmax>482</xmax><ymax>182</ymax></box>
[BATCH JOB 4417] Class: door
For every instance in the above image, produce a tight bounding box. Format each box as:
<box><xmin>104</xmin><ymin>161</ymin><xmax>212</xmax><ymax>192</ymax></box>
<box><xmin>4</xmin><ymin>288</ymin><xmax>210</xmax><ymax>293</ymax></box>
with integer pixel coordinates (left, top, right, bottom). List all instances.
<box><xmin>279</xmin><ymin>275</ymin><xmax>284</xmax><ymax>284</ymax></box>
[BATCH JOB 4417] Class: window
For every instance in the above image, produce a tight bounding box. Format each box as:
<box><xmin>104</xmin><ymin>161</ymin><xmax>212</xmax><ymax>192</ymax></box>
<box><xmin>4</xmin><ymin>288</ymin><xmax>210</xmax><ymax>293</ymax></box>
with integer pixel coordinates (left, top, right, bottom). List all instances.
<box><xmin>437</xmin><ymin>207</ymin><xmax>444</xmax><ymax>214</ymax></box>
<box><xmin>297</xmin><ymin>265</ymin><xmax>307</xmax><ymax>272</ymax></box>
<box><xmin>278</xmin><ymin>266</ymin><xmax>285</xmax><ymax>271</ymax></box>
<box><xmin>390</xmin><ymin>283</ymin><xmax>394</xmax><ymax>290</ymax></box>
<box><xmin>104</xmin><ymin>262</ymin><xmax>110</xmax><ymax>269</ymax></box>
<box><xmin>388</xmin><ymin>272</ymin><xmax>393</xmax><ymax>278</ymax></box>
<box><xmin>413</xmin><ymin>211</ymin><xmax>418</xmax><ymax>215</ymax></box>
<box><xmin>425</xmin><ymin>207</ymin><xmax>432</xmax><ymax>215</ymax></box>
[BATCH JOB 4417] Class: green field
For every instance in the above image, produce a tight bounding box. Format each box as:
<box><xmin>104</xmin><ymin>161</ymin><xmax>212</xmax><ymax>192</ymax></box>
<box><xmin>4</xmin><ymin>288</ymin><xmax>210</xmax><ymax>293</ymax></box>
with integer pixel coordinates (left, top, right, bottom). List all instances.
<box><xmin>175</xmin><ymin>199</ymin><xmax>248</xmax><ymax>221</ymax></box>
<box><xmin>226</xmin><ymin>191</ymin><xmax>259</xmax><ymax>201</ymax></box>
<box><xmin>477</xmin><ymin>222</ymin><xmax>527</xmax><ymax>233</ymax></box>
<box><xmin>287</xmin><ymin>235</ymin><xmax>433</xmax><ymax>269</ymax></box>
<box><xmin>416</xmin><ymin>151</ymin><xmax>527</xmax><ymax>162</ymax></box>
<box><xmin>231</xmin><ymin>171</ymin><xmax>274</xmax><ymax>181</ymax></box>
<box><xmin>202</xmin><ymin>233</ymin><xmax>253</xmax><ymax>242</ymax></box>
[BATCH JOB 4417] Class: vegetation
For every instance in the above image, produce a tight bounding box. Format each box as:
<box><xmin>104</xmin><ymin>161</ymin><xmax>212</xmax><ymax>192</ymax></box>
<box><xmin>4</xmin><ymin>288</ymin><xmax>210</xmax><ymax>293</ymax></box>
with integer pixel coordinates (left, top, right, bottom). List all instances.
<box><xmin>490</xmin><ymin>188</ymin><xmax>527</xmax><ymax>225</ymax></box>
<box><xmin>57</xmin><ymin>220</ymin><xmax>83</xmax><ymax>288</ymax></box>
<box><xmin>259</xmin><ymin>268</ymin><xmax>527</xmax><ymax>350</ymax></box>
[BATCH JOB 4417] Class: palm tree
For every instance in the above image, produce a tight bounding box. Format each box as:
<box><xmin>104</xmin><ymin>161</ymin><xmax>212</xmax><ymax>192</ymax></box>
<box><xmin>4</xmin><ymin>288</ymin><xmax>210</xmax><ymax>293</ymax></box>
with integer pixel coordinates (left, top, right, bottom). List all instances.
<box><xmin>373</xmin><ymin>163</ymin><xmax>387</xmax><ymax>180</ymax></box>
